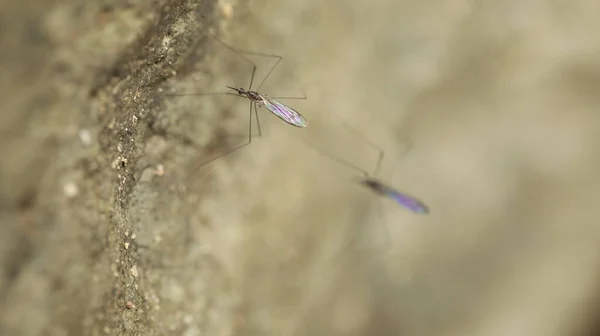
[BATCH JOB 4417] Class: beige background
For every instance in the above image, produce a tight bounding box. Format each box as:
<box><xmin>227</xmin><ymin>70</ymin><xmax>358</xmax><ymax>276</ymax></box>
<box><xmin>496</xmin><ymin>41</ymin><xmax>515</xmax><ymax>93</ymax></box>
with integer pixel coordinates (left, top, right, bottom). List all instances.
<box><xmin>1</xmin><ymin>0</ymin><xmax>600</xmax><ymax>335</ymax></box>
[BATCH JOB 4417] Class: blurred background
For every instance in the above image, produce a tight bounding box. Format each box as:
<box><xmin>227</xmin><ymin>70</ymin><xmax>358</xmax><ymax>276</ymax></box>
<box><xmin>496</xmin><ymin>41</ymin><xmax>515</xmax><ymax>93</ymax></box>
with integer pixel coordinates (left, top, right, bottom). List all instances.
<box><xmin>2</xmin><ymin>0</ymin><xmax>600</xmax><ymax>335</ymax></box>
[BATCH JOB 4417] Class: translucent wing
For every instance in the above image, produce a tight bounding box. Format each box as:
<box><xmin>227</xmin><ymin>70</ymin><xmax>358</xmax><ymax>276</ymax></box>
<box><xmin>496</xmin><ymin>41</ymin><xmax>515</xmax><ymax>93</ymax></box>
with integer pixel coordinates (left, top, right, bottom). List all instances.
<box><xmin>387</xmin><ymin>189</ymin><xmax>430</xmax><ymax>214</ymax></box>
<box><xmin>258</xmin><ymin>93</ymin><xmax>308</xmax><ymax>128</ymax></box>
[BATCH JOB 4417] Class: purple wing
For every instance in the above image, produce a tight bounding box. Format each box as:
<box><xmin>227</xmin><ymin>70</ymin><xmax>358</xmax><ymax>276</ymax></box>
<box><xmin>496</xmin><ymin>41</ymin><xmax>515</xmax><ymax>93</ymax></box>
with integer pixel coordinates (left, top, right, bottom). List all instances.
<box><xmin>258</xmin><ymin>93</ymin><xmax>308</xmax><ymax>128</ymax></box>
<box><xmin>388</xmin><ymin>190</ymin><xmax>430</xmax><ymax>214</ymax></box>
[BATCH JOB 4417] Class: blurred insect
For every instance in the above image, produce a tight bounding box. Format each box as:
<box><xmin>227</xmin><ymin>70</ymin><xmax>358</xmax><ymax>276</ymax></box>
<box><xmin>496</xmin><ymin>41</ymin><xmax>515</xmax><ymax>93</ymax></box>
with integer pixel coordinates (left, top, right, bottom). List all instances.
<box><xmin>164</xmin><ymin>33</ymin><xmax>307</xmax><ymax>173</ymax></box>
<box><xmin>306</xmin><ymin>123</ymin><xmax>429</xmax><ymax>214</ymax></box>
<box><xmin>300</xmin><ymin>123</ymin><xmax>428</xmax><ymax>258</ymax></box>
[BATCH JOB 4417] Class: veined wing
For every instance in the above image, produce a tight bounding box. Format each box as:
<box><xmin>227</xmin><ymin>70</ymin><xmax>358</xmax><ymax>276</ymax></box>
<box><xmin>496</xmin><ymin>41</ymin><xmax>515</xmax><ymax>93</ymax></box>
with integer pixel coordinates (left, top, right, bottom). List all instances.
<box><xmin>387</xmin><ymin>188</ymin><xmax>429</xmax><ymax>214</ymax></box>
<box><xmin>258</xmin><ymin>93</ymin><xmax>308</xmax><ymax>128</ymax></box>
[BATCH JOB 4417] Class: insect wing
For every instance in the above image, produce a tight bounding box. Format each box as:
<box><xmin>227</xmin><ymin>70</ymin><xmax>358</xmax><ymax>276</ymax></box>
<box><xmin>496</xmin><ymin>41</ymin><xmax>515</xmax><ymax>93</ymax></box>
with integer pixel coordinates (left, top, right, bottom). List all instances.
<box><xmin>259</xmin><ymin>93</ymin><xmax>308</xmax><ymax>128</ymax></box>
<box><xmin>388</xmin><ymin>189</ymin><xmax>429</xmax><ymax>214</ymax></box>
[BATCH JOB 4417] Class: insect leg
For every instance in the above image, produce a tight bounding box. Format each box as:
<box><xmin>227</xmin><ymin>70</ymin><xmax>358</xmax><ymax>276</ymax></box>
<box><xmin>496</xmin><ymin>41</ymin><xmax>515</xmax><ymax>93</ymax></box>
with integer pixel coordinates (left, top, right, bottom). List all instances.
<box><xmin>339</xmin><ymin>122</ymin><xmax>386</xmax><ymax>177</ymax></box>
<box><xmin>373</xmin><ymin>198</ymin><xmax>391</xmax><ymax>253</ymax></box>
<box><xmin>297</xmin><ymin>136</ymin><xmax>370</xmax><ymax>178</ymax></box>
<box><xmin>185</xmin><ymin>100</ymin><xmax>259</xmax><ymax>181</ymax></box>
<box><xmin>268</xmin><ymin>95</ymin><xmax>307</xmax><ymax>100</ymax></box>
<box><xmin>231</xmin><ymin>49</ymin><xmax>282</xmax><ymax>91</ymax></box>
<box><xmin>253</xmin><ymin>100</ymin><xmax>262</xmax><ymax>138</ymax></box>
<box><xmin>209</xmin><ymin>34</ymin><xmax>306</xmax><ymax>101</ymax></box>
<box><xmin>268</xmin><ymin>88</ymin><xmax>308</xmax><ymax>101</ymax></box>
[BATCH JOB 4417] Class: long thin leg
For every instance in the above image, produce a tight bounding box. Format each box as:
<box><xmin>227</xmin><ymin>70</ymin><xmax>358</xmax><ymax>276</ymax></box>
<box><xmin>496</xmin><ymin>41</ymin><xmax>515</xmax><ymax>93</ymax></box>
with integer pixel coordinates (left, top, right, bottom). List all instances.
<box><xmin>161</xmin><ymin>77</ymin><xmax>305</xmax><ymax>100</ymax></box>
<box><xmin>214</xmin><ymin>41</ymin><xmax>308</xmax><ymax>102</ymax></box>
<box><xmin>326</xmin><ymin>207</ymin><xmax>365</xmax><ymax>266</ymax></box>
<box><xmin>179</xmin><ymin>34</ymin><xmax>261</xmax><ymax>176</ymax></box>
<box><xmin>162</xmin><ymin>33</ymin><xmax>259</xmax><ymax>96</ymax></box>
<box><xmin>233</xmin><ymin>49</ymin><xmax>309</xmax><ymax>103</ymax></box>
<box><xmin>339</xmin><ymin>122</ymin><xmax>386</xmax><ymax>177</ymax></box>
<box><xmin>347</xmin><ymin>199</ymin><xmax>391</xmax><ymax>255</ymax></box>
<box><xmin>232</xmin><ymin>49</ymin><xmax>282</xmax><ymax>91</ymax></box>
<box><xmin>162</xmin><ymin>92</ymin><xmax>244</xmax><ymax>98</ymax></box>
<box><xmin>268</xmin><ymin>95</ymin><xmax>307</xmax><ymax>100</ymax></box>
<box><xmin>396</xmin><ymin>135</ymin><xmax>414</xmax><ymax>160</ymax></box>
<box><xmin>208</xmin><ymin>33</ymin><xmax>258</xmax><ymax>93</ymax></box>
<box><xmin>341</xmin><ymin>122</ymin><xmax>414</xmax><ymax>176</ymax></box>
<box><xmin>374</xmin><ymin>199</ymin><xmax>391</xmax><ymax>253</ymax></box>
<box><xmin>253</xmin><ymin>99</ymin><xmax>262</xmax><ymax>138</ymax></box>
<box><xmin>186</xmin><ymin>101</ymin><xmax>259</xmax><ymax>182</ymax></box>
<box><xmin>327</xmin><ymin>197</ymin><xmax>380</xmax><ymax>265</ymax></box>
<box><xmin>297</xmin><ymin>137</ymin><xmax>370</xmax><ymax>178</ymax></box>
<box><xmin>209</xmin><ymin>33</ymin><xmax>257</xmax><ymax>77</ymax></box>
<box><xmin>165</xmin><ymin>32</ymin><xmax>289</xmax><ymax>97</ymax></box>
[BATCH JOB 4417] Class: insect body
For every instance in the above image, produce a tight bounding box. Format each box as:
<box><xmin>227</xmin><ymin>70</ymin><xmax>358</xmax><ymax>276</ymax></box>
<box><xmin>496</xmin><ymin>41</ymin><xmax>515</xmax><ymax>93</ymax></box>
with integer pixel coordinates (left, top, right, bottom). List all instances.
<box><xmin>304</xmin><ymin>122</ymin><xmax>429</xmax><ymax>214</ymax></box>
<box><xmin>358</xmin><ymin>178</ymin><xmax>429</xmax><ymax>214</ymax></box>
<box><xmin>299</xmin><ymin>123</ymin><xmax>428</xmax><ymax>258</ymax></box>
<box><xmin>226</xmin><ymin>86</ymin><xmax>307</xmax><ymax>128</ymax></box>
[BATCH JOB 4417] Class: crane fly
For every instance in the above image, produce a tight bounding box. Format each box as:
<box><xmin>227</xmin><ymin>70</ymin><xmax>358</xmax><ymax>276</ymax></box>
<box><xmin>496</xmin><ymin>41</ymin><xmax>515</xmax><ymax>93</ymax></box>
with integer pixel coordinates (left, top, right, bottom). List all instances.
<box><xmin>163</xmin><ymin>32</ymin><xmax>307</xmax><ymax>177</ymax></box>
<box><xmin>225</xmin><ymin>86</ymin><xmax>307</xmax><ymax>127</ymax></box>
<box><xmin>305</xmin><ymin>122</ymin><xmax>429</xmax><ymax>214</ymax></box>
<box><xmin>299</xmin><ymin>122</ymin><xmax>428</xmax><ymax>259</ymax></box>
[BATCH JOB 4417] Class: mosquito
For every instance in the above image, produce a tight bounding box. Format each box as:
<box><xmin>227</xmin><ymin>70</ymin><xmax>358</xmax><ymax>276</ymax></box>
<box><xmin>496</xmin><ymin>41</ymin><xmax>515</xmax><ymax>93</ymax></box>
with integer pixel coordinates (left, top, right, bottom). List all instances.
<box><xmin>164</xmin><ymin>32</ymin><xmax>307</xmax><ymax>174</ymax></box>
<box><xmin>304</xmin><ymin>123</ymin><xmax>429</xmax><ymax>214</ymax></box>
<box><xmin>301</xmin><ymin>123</ymin><xmax>429</xmax><ymax>258</ymax></box>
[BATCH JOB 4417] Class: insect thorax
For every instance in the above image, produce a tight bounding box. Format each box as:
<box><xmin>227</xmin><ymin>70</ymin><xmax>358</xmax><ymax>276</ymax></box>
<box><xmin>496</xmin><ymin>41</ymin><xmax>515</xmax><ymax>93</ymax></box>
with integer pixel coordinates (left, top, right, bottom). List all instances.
<box><xmin>360</xmin><ymin>178</ymin><xmax>389</xmax><ymax>195</ymax></box>
<box><xmin>246</xmin><ymin>91</ymin><xmax>261</xmax><ymax>101</ymax></box>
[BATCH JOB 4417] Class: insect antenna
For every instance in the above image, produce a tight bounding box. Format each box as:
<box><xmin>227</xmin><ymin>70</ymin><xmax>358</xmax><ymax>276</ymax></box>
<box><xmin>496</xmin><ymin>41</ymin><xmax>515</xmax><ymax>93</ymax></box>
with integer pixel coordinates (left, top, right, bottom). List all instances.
<box><xmin>301</xmin><ymin>137</ymin><xmax>370</xmax><ymax>178</ymax></box>
<box><xmin>267</xmin><ymin>95</ymin><xmax>307</xmax><ymax>100</ymax></box>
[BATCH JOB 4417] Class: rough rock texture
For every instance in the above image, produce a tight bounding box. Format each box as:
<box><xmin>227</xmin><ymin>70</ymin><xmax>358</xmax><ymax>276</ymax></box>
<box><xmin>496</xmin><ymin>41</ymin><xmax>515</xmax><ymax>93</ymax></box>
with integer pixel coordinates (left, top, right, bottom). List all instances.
<box><xmin>2</xmin><ymin>0</ymin><xmax>600</xmax><ymax>335</ymax></box>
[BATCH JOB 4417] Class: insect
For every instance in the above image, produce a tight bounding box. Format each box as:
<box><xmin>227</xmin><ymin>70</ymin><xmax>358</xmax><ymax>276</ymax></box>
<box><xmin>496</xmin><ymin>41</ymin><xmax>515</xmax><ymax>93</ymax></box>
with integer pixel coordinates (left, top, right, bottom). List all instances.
<box><xmin>299</xmin><ymin>123</ymin><xmax>428</xmax><ymax>259</ymax></box>
<box><xmin>164</xmin><ymin>33</ymin><xmax>307</xmax><ymax>173</ymax></box>
<box><xmin>225</xmin><ymin>86</ymin><xmax>307</xmax><ymax>128</ymax></box>
<box><xmin>302</xmin><ymin>123</ymin><xmax>429</xmax><ymax>260</ymax></box>
<box><xmin>305</xmin><ymin>123</ymin><xmax>429</xmax><ymax>214</ymax></box>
